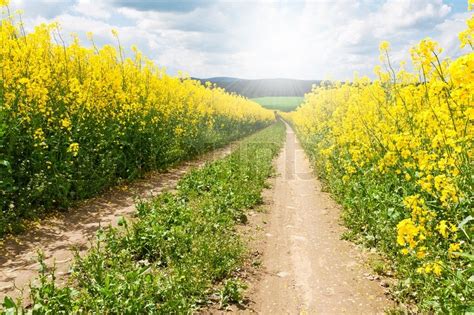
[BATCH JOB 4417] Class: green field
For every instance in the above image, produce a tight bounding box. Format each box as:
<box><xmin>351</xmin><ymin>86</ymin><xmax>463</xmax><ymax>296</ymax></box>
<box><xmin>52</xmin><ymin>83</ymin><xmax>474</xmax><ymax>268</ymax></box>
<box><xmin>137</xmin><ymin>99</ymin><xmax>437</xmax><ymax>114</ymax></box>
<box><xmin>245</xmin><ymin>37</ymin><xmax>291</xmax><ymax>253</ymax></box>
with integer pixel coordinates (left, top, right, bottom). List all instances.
<box><xmin>252</xmin><ymin>96</ymin><xmax>304</xmax><ymax>112</ymax></box>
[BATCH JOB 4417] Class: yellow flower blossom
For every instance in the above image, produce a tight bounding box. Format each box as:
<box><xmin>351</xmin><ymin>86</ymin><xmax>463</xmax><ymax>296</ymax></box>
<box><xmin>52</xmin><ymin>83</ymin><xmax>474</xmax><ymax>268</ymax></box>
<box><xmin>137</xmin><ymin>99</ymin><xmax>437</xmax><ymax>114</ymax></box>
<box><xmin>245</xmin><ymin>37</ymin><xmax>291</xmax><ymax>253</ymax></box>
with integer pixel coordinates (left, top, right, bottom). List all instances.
<box><xmin>432</xmin><ymin>261</ymin><xmax>443</xmax><ymax>276</ymax></box>
<box><xmin>448</xmin><ymin>242</ymin><xmax>462</xmax><ymax>258</ymax></box>
<box><xmin>416</xmin><ymin>247</ymin><xmax>427</xmax><ymax>259</ymax></box>
<box><xmin>437</xmin><ymin>220</ymin><xmax>449</xmax><ymax>238</ymax></box>
<box><xmin>60</xmin><ymin>117</ymin><xmax>72</xmax><ymax>130</ymax></box>
<box><xmin>397</xmin><ymin>218</ymin><xmax>419</xmax><ymax>248</ymax></box>
<box><xmin>68</xmin><ymin>142</ymin><xmax>80</xmax><ymax>157</ymax></box>
<box><xmin>379</xmin><ymin>41</ymin><xmax>390</xmax><ymax>52</ymax></box>
<box><xmin>34</xmin><ymin>128</ymin><xmax>45</xmax><ymax>142</ymax></box>
<box><xmin>436</xmin><ymin>220</ymin><xmax>458</xmax><ymax>239</ymax></box>
<box><xmin>417</xmin><ymin>261</ymin><xmax>443</xmax><ymax>276</ymax></box>
<box><xmin>459</xmin><ymin>15</ymin><xmax>473</xmax><ymax>48</ymax></box>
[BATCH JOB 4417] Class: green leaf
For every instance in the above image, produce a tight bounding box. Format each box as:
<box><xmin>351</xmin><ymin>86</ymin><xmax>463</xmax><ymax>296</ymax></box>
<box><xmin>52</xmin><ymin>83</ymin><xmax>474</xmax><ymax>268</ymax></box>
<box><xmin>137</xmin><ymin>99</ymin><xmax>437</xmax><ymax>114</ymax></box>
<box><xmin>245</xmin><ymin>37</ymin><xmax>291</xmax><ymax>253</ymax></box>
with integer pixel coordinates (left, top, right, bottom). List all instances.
<box><xmin>2</xmin><ymin>296</ymin><xmax>16</xmax><ymax>309</ymax></box>
<box><xmin>458</xmin><ymin>215</ymin><xmax>473</xmax><ymax>229</ymax></box>
<box><xmin>117</xmin><ymin>216</ymin><xmax>126</xmax><ymax>226</ymax></box>
<box><xmin>0</xmin><ymin>160</ymin><xmax>10</xmax><ymax>167</ymax></box>
<box><xmin>454</xmin><ymin>252</ymin><xmax>474</xmax><ymax>261</ymax></box>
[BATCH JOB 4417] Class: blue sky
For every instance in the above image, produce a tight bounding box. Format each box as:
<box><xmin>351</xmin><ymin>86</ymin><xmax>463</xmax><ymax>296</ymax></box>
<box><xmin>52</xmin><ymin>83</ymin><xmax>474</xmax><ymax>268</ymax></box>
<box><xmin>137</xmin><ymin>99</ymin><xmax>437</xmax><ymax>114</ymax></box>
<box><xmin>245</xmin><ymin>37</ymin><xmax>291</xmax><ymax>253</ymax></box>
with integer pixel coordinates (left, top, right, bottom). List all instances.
<box><xmin>6</xmin><ymin>0</ymin><xmax>472</xmax><ymax>79</ymax></box>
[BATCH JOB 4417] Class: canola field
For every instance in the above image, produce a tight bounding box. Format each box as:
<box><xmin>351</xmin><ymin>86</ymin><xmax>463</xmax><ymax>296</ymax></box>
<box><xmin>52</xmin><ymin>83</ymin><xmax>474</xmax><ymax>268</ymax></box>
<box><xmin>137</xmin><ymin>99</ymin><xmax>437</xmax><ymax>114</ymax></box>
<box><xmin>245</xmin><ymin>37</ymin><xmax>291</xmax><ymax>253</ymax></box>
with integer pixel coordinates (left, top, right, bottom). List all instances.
<box><xmin>1</xmin><ymin>0</ymin><xmax>473</xmax><ymax>313</ymax></box>
<box><xmin>0</xmin><ymin>7</ymin><xmax>274</xmax><ymax>236</ymax></box>
<box><xmin>284</xmin><ymin>13</ymin><xmax>473</xmax><ymax>313</ymax></box>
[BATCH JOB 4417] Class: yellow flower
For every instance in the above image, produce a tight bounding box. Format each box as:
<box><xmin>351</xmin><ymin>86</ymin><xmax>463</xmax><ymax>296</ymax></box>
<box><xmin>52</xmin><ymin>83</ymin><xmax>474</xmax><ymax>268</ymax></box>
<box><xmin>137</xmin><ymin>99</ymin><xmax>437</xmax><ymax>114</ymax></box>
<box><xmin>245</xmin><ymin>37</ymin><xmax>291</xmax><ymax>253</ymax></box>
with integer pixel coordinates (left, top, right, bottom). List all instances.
<box><xmin>33</xmin><ymin>128</ymin><xmax>49</xmax><ymax>149</ymax></box>
<box><xmin>416</xmin><ymin>247</ymin><xmax>427</xmax><ymax>259</ymax></box>
<box><xmin>436</xmin><ymin>220</ymin><xmax>449</xmax><ymax>238</ymax></box>
<box><xmin>418</xmin><ymin>261</ymin><xmax>443</xmax><ymax>276</ymax></box>
<box><xmin>450</xmin><ymin>224</ymin><xmax>458</xmax><ymax>233</ymax></box>
<box><xmin>448</xmin><ymin>242</ymin><xmax>462</xmax><ymax>258</ymax></box>
<box><xmin>33</xmin><ymin>128</ymin><xmax>45</xmax><ymax>141</ymax></box>
<box><xmin>0</xmin><ymin>0</ymin><xmax>9</xmax><ymax>6</ymax></box>
<box><xmin>60</xmin><ymin>117</ymin><xmax>72</xmax><ymax>130</ymax></box>
<box><xmin>432</xmin><ymin>261</ymin><xmax>443</xmax><ymax>276</ymax></box>
<box><xmin>458</xmin><ymin>15</ymin><xmax>473</xmax><ymax>48</ymax></box>
<box><xmin>175</xmin><ymin>126</ymin><xmax>184</xmax><ymax>136</ymax></box>
<box><xmin>397</xmin><ymin>218</ymin><xmax>419</xmax><ymax>248</ymax></box>
<box><xmin>424</xmin><ymin>263</ymin><xmax>432</xmax><ymax>274</ymax></box>
<box><xmin>379</xmin><ymin>41</ymin><xmax>390</xmax><ymax>52</ymax></box>
<box><xmin>436</xmin><ymin>220</ymin><xmax>458</xmax><ymax>239</ymax></box>
<box><xmin>68</xmin><ymin>142</ymin><xmax>80</xmax><ymax>157</ymax></box>
<box><xmin>401</xmin><ymin>149</ymin><xmax>411</xmax><ymax>159</ymax></box>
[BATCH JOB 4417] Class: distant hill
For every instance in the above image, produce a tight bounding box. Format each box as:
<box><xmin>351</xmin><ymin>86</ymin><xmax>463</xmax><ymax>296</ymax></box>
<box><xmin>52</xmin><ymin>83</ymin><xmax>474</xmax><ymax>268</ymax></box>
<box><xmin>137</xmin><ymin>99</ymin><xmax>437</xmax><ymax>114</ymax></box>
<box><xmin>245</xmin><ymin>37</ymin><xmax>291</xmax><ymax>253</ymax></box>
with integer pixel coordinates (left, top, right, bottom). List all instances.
<box><xmin>194</xmin><ymin>77</ymin><xmax>321</xmax><ymax>98</ymax></box>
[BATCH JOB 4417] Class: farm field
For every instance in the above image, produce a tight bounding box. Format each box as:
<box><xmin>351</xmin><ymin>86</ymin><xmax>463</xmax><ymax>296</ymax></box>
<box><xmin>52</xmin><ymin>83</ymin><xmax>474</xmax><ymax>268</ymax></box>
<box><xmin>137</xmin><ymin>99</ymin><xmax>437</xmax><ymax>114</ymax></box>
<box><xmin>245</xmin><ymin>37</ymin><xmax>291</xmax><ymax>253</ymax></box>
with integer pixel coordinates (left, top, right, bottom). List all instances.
<box><xmin>0</xmin><ymin>7</ymin><xmax>274</xmax><ymax>237</ymax></box>
<box><xmin>252</xmin><ymin>96</ymin><xmax>304</xmax><ymax>112</ymax></box>
<box><xmin>1</xmin><ymin>0</ymin><xmax>473</xmax><ymax>314</ymax></box>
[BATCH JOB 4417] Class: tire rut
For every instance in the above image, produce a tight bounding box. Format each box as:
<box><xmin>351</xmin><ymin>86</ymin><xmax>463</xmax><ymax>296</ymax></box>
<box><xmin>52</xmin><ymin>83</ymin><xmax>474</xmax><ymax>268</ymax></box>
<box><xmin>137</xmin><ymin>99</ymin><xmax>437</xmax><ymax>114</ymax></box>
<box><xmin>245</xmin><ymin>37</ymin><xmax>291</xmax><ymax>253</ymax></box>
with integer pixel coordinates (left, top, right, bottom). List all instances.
<box><xmin>252</xmin><ymin>123</ymin><xmax>392</xmax><ymax>314</ymax></box>
<box><xmin>0</xmin><ymin>142</ymin><xmax>237</xmax><ymax>303</ymax></box>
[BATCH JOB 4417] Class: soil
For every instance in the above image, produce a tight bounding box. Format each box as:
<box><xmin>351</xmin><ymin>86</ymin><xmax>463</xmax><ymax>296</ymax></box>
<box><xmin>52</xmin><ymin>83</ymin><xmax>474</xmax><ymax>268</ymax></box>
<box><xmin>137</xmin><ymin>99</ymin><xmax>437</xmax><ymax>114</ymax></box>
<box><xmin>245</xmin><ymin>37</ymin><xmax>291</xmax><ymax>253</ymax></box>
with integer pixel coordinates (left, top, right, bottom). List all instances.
<box><xmin>243</xmin><ymin>124</ymin><xmax>393</xmax><ymax>314</ymax></box>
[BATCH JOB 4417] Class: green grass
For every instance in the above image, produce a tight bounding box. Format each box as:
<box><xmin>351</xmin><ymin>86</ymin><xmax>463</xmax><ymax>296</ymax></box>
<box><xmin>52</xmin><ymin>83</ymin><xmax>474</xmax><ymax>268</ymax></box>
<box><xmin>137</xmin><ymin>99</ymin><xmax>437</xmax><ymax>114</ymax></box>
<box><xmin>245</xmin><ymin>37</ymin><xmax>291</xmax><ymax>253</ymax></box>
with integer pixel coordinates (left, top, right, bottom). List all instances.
<box><xmin>2</xmin><ymin>122</ymin><xmax>286</xmax><ymax>314</ymax></box>
<box><xmin>252</xmin><ymin>97</ymin><xmax>304</xmax><ymax>112</ymax></box>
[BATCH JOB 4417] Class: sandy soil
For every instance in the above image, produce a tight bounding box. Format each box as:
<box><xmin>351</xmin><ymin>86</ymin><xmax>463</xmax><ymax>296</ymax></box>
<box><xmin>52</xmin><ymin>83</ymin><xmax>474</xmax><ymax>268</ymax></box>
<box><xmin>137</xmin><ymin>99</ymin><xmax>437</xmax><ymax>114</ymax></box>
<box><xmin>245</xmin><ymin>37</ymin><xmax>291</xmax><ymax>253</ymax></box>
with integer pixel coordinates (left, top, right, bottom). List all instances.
<box><xmin>0</xmin><ymin>143</ymin><xmax>237</xmax><ymax>303</ymax></box>
<box><xmin>247</xmin><ymin>124</ymin><xmax>393</xmax><ymax>314</ymax></box>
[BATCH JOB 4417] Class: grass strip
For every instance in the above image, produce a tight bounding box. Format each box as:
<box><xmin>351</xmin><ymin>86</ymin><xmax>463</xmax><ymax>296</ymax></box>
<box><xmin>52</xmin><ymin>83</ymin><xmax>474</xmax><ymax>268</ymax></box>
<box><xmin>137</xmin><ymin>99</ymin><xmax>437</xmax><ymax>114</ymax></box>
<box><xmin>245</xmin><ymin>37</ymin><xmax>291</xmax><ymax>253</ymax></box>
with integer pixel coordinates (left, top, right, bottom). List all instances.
<box><xmin>2</xmin><ymin>121</ymin><xmax>286</xmax><ymax>314</ymax></box>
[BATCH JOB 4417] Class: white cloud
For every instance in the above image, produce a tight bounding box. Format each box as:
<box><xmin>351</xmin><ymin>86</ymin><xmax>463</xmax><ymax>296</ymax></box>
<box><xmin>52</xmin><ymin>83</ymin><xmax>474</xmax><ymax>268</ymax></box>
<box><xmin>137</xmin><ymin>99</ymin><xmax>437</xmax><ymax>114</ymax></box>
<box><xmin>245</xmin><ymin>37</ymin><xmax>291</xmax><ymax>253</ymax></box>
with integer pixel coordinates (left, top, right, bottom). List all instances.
<box><xmin>376</xmin><ymin>0</ymin><xmax>451</xmax><ymax>33</ymax></box>
<box><xmin>5</xmin><ymin>0</ymin><xmax>471</xmax><ymax>80</ymax></box>
<box><xmin>434</xmin><ymin>12</ymin><xmax>472</xmax><ymax>57</ymax></box>
<box><xmin>73</xmin><ymin>0</ymin><xmax>111</xmax><ymax>20</ymax></box>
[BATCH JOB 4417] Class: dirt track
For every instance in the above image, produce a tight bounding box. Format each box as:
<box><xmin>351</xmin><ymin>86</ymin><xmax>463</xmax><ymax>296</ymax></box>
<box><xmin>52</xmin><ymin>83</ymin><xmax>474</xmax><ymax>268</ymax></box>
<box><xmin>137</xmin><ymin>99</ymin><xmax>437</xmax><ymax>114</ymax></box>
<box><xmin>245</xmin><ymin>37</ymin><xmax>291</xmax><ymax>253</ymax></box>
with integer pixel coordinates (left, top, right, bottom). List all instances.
<box><xmin>0</xmin><ymin>143</ymin><xmax>236</xmax><ymax>303</ymax></box>
<box><xmin>1</xmin><ymin>125</ymin><xmax>393</xmax><ymax>313</ymax></box>
<box><xmin>251</xmin><ymin>124</ymin><xmax>392</xmax><ymax>314</ymax></box>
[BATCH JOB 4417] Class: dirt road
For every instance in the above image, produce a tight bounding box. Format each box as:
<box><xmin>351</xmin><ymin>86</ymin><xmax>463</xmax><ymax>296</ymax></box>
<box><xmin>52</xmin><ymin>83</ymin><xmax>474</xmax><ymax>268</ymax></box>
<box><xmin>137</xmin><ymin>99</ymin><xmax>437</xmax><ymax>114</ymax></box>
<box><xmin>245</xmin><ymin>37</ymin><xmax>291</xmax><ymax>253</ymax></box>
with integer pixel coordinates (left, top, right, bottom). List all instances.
<box><xmin>2</xmin><ymin>125</ymin><xmax>393</xmax><ymax>312</ymax></box>
<box><xmin>252</xmin><ymin>124</ymin><xmax>391</xmax><ymax>314</ymax></box>
<box><xmin>0</xmin><ymin>143</ymin><xmax>236</xmax><ymax>303</ymax></box>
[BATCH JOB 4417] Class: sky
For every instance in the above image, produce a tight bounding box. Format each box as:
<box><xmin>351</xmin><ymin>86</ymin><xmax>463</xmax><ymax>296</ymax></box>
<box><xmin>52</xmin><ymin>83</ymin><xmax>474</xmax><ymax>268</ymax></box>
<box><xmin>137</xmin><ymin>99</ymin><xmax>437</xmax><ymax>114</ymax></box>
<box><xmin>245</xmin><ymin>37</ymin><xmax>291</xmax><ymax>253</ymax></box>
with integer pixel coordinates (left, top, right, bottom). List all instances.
<box><xmin>5</xmin><ymin>0</ymin><xmax>472</xmax><ymax>80</ymax></box>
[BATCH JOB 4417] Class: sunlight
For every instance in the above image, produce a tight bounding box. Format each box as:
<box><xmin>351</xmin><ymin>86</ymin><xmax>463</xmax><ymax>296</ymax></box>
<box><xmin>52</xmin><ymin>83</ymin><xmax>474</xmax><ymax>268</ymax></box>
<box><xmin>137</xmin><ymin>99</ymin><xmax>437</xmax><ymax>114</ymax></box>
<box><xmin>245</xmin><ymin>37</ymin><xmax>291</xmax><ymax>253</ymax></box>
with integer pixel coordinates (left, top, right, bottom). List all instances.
<box><xmin>241</xmin><ymin>4</ymin><xmax>312</xmax><ymax>78</ymax></box>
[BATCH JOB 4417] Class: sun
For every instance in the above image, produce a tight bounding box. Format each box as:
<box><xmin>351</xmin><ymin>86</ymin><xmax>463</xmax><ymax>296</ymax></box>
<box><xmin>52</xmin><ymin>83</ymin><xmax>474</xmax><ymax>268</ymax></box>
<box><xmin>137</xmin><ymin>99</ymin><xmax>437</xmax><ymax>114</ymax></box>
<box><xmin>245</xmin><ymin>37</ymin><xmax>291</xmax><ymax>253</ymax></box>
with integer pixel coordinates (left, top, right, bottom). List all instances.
<box><xmin>241</xmin><ymin>5</ymin><xmax>312</xmax><ymax>78</ymax></box>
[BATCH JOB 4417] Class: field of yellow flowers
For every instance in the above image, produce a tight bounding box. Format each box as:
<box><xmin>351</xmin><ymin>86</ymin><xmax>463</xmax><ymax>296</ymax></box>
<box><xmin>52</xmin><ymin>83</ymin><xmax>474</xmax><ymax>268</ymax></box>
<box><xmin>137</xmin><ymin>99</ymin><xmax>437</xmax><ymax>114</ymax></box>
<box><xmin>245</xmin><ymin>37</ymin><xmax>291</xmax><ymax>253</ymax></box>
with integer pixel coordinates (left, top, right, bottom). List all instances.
<box><xmin>0</xmin><ymin>4</ymin><xmax>274</xmax><ymax>237</ymax></box>
<box><xmin>286</xmin><ymin>10</ymin><xmax>473</xmax><ymax>313</ymax></box>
